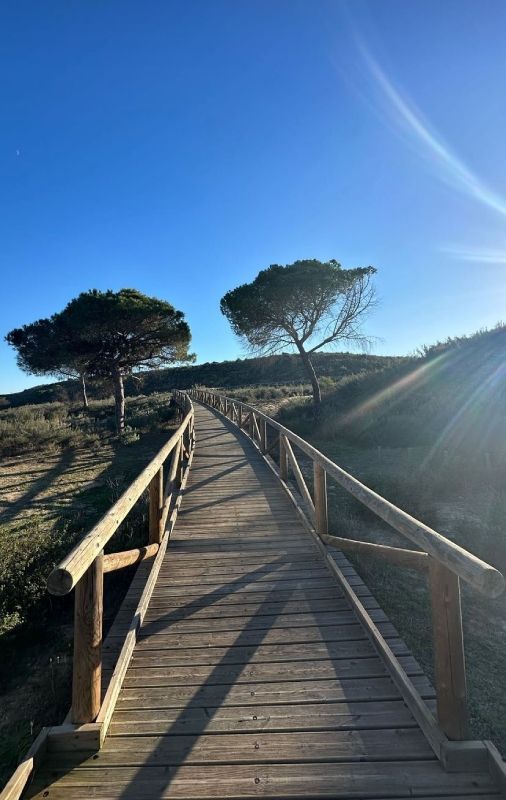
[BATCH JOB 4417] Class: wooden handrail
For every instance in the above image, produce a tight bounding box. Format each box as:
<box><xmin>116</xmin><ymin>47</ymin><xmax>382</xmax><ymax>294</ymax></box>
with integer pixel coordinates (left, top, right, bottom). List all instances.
<box><xmin>192</xmin><ymin>389</ymin><xmax>504</xmax><ymax>599</ymax></box>
<box><xmin>47</xmin><ymin>403</ymin><xmax>193</xmax><ymax>596</ymax></box>
<box><xmin>193</xmin><ymin>387</ymin><xmax>506</xmax><ymax>745</ymax></box>
<box><xmin>44</xmin><ymin>391</ymin><xmax>194</xmax><ymax>727</ymax></box>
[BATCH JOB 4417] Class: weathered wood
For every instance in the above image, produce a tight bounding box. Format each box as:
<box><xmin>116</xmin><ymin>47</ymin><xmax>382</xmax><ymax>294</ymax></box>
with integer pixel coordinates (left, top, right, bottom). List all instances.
<box><xmin>322</xmin><ymin>534</ymin><xmax>429</xmax><ymax>571</ymax></box>
<box><xmin>429</xmin><ymin>559</ymin><xmax>468</xmax><ymax>740</ymax></box>
<box><xmin>102</xmin><ymin>544</ymin><xmax>159</xmax><ymax>573</ymax></box>
<box><xmin>0</xmin><ymin>727</ymin><xmax>48</xmax><ymax>800</ymax></box>
<box><xmin>260</xmin><ymin>418</ymin><xmax>267</xmax><ymax>453</ymax></box>
<box><xmin>160</xmin><ymin>436</ymin><xmax>183</xmax><ymax>535</ymax></box>
<box><xmin>485</xmin><ymin>740</ymin><xmax>506</xmax><ymax>794</ymax></box>
<box><xmin>279</xmin><ymin>434</ymin><xmax>288</xmax><ymax>480</ymax></box>
<box><xmin>24</xmin><ymin>398</ymin><xmax>502</xmax><ymax>800</ymax></box>
<box><xmin>283</xmin><ymin>436</ymin><xmax>315</xmax><ymax>516</ymax></box>
<box><xmin>252</xmin><ymin>414</ymin><xmax>262</xmax><ymax>443</ymax></box>
<box><xmin>196</xmin><ymin>391</ymin><xmax>504</xmax><ymax>598</ymax></box>
<box><xmin>47</xmin><ymin>723</ymin><xmax>101</xmax><ymax>753</ymax></box>
<box><xmin>47</xmin><ymin>408</ymin><xmax>194</xmax><ymax>596</ymax></box>
<box><xmin>148</xmin><ymin>467</ymin><xmax>163</xmax><ymax>545</ymax></box>
<box><xmin>71</xmin><ymin>553</ymin><xmax>104</xmax><ymax>724</ymax></box>
<box><xmin>26</xmin><ymin>761</ymin><xmax>497</xmax><ymax>799</ymax></box>
<box><xmin>96</xmin><ymin>437</ymin><xmax>195</xmax><ymax>743</ymax></box>
<box><xmin>320</xmin><ymin>552</ymin><xmax>446</xmax><ymax>758</ymax></box>
<box><xmin>175</xmin><ymin>434</ymin><xmax>183</xmax><ymax>485</ymax></box>
<box><xmin>313</xmin><ymin>462</ymin><xmax>328</xmax><ymax>535</ymax></box>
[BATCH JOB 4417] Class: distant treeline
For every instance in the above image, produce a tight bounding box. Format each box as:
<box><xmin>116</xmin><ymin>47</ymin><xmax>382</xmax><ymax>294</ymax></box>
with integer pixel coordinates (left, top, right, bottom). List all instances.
<box><xmin>1</xmin><ymin>351</ymin><xmax>405</xmax><ymax>409</ymax></box>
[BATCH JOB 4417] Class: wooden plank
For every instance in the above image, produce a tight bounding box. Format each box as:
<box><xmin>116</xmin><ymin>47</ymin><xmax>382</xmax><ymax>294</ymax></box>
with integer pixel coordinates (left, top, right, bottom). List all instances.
<box><xmin>138</xmin><ymin>609</ymin><xmax>386</xmax><ymax>633</ymax></box>
<box><xmin>144</xmin><ymin>587</ymin><xmax>349</xmax><ymax>608</ymax></box>
<box><xmin>129</xmin><ymin>638</ymin><xmax>412</xmax><ymax>667</ymax></box>
<box><xmin>115</xmin><ymin>675</ymin><xmax>435</xmax><ymax>709</ymax></box>
<box><xmin>0</xmin><ymin>727</ymin><xmax>48</xmax><ymax>800</ymax></box>
<box><xmin>108</xmin><ymin>699</ymin><xmax>421</xmax><ymax>736</ymax></box>
<box><xmin>121</xmin><ymin>655</ymin><xmax>425</xmax><ymax>687</ymax></box>
<box><xmin>26</xmin><ymin>761</ymin><xmax>496</xmax><ymax>799</ymax></box>
<box><xmin>50</xmin><ymin>729</ymin><xmax>434</xmax><ymax>767</ymax></box>
<box><xmin>133</xmin><ymin>622</ymin><xmax>399</xmax><ymax>651</ymax></box>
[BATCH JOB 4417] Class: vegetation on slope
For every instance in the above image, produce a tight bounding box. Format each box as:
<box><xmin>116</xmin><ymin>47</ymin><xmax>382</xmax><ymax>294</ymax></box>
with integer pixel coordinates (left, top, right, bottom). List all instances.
<box><xmin>0</xmin><ymin>392</ymin><xmax>178</xmax><ymax>787</ymax></box>
<box><xmin>2</xmin><ymin>351</ymin><xmax>404</xmax><ymax>409</ymax></box>
<box><xmin>262</xmin><ymin>326</ymin><xmax>506</xmax><ymax>751</ymax></box>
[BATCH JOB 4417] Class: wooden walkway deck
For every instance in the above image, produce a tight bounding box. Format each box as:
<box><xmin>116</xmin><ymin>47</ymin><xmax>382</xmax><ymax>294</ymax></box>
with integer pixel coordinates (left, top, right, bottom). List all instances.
<box><xmin>26</xmin><ymin>404</ymin><xmax>501</xmax><ymax>799</ymax></box>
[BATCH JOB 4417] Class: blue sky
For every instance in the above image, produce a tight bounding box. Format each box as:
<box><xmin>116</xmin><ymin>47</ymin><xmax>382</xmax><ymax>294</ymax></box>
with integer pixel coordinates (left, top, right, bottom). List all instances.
<box><xmin>1</xmin><ymin>0</ymin><xmax>506</xmax><ymax>393</ymax></box>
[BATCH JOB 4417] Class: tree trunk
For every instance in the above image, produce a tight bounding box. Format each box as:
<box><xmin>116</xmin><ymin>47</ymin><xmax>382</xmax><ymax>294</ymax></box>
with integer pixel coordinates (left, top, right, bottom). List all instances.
<box><xmin>113</xmin><ymin>369</ymin><xmax>125</xmax><ymax>433</ymax></box>
<box><xmin>295</xmin><ymin>343</ymin><xmax>321</xmax><ymax>410</ymax></box>
<box><xmin>80</xmin><ymin>374</ymin><xmax>89</xmax><ymax>411</ymax></box>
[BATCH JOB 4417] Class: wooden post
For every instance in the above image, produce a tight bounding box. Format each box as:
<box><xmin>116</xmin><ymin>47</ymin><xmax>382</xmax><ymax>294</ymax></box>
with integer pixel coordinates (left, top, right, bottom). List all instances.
<box><xmin>260</xmin><ymin>419</ymin><xmax>267</xmax><ymax>453</ymax></box>
<box><xmin>279</xmin><ymin>435</ymin><xmax>288</xmax><ymax>480</ymax></box>
<box><xmin>313</xmin><ymin>462</ymin><xmax>328</xmax><ymax>536</ymax></box>
<box><xmin>249</xmin><ymin>412</ymin><xmax>254</xmax><ymax>439</ymax></box>
<box><xmin>238</xmin><ymin>405</ymin><xmax>242</xmax><ymax>428</ymax></box>
<box><xmin>71</xmin><ymin>553</ymin><xmax>103</xmax><ymax>724</ymax></box>
<box><xmin>429</xmin><ymin>559</ymin><xmax>468</xmax><ymax>740</ymax></box>
<box><xmin>149</xmin><ymin>466</ymin><xmax>163</xmax><ymax>544</ymax></box>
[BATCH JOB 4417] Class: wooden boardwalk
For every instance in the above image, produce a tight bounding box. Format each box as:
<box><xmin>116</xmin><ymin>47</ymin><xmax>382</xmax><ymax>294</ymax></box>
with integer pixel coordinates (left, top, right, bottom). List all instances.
<box><xmin>25</xmin><ymin>404</ymin><xmax>501</xmax><ymax>799</ymax></box>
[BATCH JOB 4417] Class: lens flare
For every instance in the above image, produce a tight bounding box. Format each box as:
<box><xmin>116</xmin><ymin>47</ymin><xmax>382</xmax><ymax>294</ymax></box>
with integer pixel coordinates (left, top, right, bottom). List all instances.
<box><xmin>340</xmin><ymin>353</ymin><xmax>448</xmax><ymax>426</ymax></box>
<box><xmin>356</xmin><ymin>40</ymin><xmax>506</xmax><ymax>219</ymax></box>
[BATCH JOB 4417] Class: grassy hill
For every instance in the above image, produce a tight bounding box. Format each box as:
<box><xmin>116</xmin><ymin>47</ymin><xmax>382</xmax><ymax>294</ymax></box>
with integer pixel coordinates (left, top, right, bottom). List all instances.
<box><xmin>1</xmin><ymin>351</ymin><xmax>405</xmax><ymax>408</ymax></box>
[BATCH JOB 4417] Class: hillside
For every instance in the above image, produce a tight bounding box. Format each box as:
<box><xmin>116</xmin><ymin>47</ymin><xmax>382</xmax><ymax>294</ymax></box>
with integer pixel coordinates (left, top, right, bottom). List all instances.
<box><xmin>266</xmin><ymin>326</ymin><xmax>506</xmax><ymax>751</ymax></box>
<box><xmin>1</xmin><ymin>351</ymin><xmax>405</xmax><ymax>409</ymax></box>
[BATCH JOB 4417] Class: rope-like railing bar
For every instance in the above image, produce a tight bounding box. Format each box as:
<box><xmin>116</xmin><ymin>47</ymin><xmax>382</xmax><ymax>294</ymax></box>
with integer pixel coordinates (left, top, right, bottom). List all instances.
<box><xmin>321</xmin><ymin>533</ymin><xmax>429</xmax><ymax>572</ymax></box>
<box><xmin>193</xmin><ymin>389</ymin><xmax>504</xmax><ymax>599</ymax></box>
<box><xmin>252</xmin><ymin>413</ymin><xmax>262</xmax><ymax>444</ymax></box>
<box><xmin>283</xmin><ymin>435</ymin><xmax>315</xmax><ymax>516</ymax></box>
<box><xmin>102</xmin><ymin>543</ymin><xmax>159</xmax><ymax>573</ymax></box>
<box><xmin>47</xmin><ymin>406</ymin><xmax>193</xmax><ymax>596</ymax></box>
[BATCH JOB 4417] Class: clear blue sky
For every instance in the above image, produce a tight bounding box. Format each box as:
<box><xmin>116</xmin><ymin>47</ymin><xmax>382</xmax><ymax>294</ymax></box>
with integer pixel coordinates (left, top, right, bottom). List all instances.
<box><xmin>1</xmin><ymin>0</ymin><xmax>506</xmax><ymax>393</ymax></box>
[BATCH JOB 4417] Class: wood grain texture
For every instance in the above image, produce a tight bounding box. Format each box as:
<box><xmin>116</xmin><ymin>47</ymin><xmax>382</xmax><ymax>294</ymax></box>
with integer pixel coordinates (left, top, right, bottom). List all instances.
<box><xmin>26</xmin><ymin>401</ymin><xmax>499</xmax><ymax>800</ymax></box>
<box><xmin>71</xmin><ymin>554</ymin><xmax>103</xmax><ymax>724</ymax></box>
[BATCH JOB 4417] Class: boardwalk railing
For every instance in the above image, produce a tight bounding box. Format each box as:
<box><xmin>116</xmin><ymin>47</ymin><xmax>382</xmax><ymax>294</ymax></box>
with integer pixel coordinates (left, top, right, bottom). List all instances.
<box><xmin>191</xmin><ymin>388</ymin><xmax>505</xmax><ymax>762</ymax></box>
<box><xmin>45</xmin><ymin>390</ymin><xmax>194</xmax><ymax>727</ymax></box>
<box><xmin>2</xmin><ymin>391</ymin><xmax>196</xmax><ymax>800</ymax></box>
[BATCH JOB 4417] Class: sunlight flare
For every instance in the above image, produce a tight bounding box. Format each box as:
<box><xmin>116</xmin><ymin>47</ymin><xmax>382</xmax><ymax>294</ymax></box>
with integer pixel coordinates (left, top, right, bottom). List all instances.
<box><xmin>356</xmin><ymin>41</ymin><xmax>506</xmax><ymax>219</ymax></box>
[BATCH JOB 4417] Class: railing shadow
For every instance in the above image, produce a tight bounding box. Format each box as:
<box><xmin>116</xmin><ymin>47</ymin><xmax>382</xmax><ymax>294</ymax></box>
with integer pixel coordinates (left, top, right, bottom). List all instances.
<box><xmin>116</xmin><ymin>558</ymin><xmax>295</xmax><ymax>799</ymax></box>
